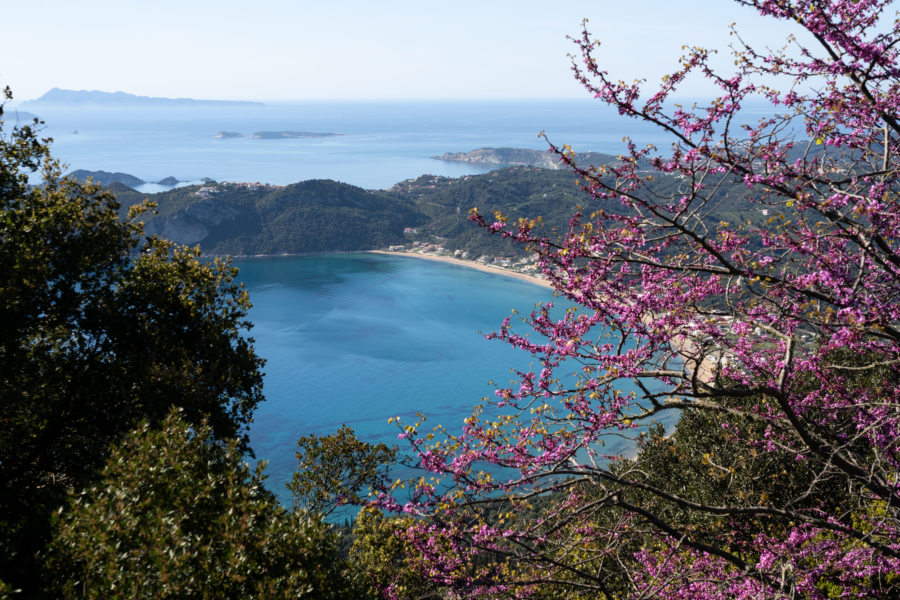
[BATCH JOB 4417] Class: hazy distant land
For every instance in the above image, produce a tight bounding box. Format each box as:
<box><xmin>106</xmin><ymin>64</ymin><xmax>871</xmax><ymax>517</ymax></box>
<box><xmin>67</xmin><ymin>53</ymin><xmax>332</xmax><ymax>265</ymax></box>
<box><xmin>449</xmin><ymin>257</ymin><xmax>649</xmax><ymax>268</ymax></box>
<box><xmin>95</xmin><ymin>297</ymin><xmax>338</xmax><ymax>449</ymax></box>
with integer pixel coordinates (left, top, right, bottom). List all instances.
<box><xmin>0</xmin><ymin>109</ymin><xmax>40</xmax><ymax>122</ymax></box>
<box><xmin>250</xmin><ymin>131</ymin><xmax>341</xmax><ymax>139</ymax></box>
<box><xmin>22</xmin><ymin>88</ymin><xmax>265</xmax><ymax>108</ymax></box>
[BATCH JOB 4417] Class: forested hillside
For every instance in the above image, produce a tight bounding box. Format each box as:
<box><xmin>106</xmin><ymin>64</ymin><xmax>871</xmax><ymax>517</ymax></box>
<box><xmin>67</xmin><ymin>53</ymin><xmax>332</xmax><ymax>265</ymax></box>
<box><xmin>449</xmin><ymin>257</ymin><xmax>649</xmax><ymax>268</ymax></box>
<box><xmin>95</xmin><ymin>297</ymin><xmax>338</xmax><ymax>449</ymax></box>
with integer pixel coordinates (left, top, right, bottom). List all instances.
<box><xmin>112</xmin><ymin>179</ymin><xmax>427</xmax><ymax>255</ymax></box>
<box><xmin>110</xmin><ymin>164</ymin><xmax>763</xmax><ymax>259</ymax></box>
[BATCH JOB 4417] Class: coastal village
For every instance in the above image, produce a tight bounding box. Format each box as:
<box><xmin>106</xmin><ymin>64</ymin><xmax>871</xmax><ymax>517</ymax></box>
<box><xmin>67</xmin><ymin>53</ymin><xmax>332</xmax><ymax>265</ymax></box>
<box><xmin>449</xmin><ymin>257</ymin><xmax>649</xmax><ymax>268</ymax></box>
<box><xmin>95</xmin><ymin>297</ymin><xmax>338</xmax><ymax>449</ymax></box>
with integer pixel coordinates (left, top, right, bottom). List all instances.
<box><xmin>194</xmin><ymin>180</ymin><xmax>286</xmax><ymax>199</ymax></box>
<box><xmin>384</xmin><ymin>240</ymin><xmax>544</xmax><ymax>277</ymax></box>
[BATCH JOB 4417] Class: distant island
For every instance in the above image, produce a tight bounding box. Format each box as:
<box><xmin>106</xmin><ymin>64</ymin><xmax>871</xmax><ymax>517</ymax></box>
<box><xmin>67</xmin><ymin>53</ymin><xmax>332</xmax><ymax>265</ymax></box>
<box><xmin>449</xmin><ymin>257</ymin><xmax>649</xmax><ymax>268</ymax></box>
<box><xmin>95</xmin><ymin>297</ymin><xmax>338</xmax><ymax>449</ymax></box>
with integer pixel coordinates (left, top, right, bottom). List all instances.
<box><xmin>23</xmin><ymin>88</ymin><xmax>265</xmax><ymax>108</ymax></box>
<box><xmin>433</xmin><ymin>147</ymin><xmax>617</xmax><ymax>170</ymax></box>
<box><xmin>216</xmin><ymin>131</ymin><xmax>244</xmax><ymax>139</ymax></box>
<box><xmin>250</xmin><ymin>131</ymin><xmax>341</xmax><ymax>139</ymax></box>
<box><xmin>67</xmin><ymin>170</ymin><xmax>145</xmax><ymax>188</ymax></box>
<box><xmin>67</xmin><ymin>170</ymin><xmax>182</xmax><ymax>188</ymax></box>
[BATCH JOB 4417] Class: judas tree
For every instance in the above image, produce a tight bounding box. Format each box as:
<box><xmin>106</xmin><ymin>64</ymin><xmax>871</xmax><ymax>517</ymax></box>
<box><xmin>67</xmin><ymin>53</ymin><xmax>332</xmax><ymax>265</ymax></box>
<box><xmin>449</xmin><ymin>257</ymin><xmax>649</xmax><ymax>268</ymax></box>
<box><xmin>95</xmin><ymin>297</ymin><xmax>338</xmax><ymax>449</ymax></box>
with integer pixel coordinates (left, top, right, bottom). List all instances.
<box><xmin>385</xmin><ymin>1</ymin><xmax>900</xmax><ymax>598</ymax></box>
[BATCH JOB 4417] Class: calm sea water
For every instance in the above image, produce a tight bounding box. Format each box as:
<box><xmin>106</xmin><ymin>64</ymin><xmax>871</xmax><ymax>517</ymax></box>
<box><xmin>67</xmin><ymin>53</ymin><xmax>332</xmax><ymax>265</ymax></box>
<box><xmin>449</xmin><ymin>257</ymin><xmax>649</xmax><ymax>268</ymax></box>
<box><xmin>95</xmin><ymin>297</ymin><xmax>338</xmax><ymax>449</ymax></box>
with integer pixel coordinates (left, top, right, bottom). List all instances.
<box><xmin>15</xmin><ymin>99</ymin><xmax>667</xmax><ymax>189</ymax></box>
<box><xmin>236</xmin><ymin>253</ymin><xmax>563</xmax><ymax>503</ymax></box>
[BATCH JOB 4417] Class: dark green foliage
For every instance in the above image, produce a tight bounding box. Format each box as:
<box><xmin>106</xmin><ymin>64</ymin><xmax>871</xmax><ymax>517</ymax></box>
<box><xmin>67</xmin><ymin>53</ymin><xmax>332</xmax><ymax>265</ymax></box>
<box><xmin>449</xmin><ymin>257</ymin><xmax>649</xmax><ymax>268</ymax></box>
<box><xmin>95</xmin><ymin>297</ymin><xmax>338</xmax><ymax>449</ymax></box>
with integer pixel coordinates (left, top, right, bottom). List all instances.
<box><xmin>0</xmin><ymin>89</ymin><xmax>264</xmax><ymax>593</ymax></box>
<box><xmin>621</xmin><ymin>352</ymin><xmax>895</xmax><ymax>549</ymax></box>
<box><xmin>389</xmin><ymin>169</ymin><xmax>587</xmax><ymax>258</ymax></box>
<box><xmin>113</xmin><ymin>164</ymin><xmax>765</xmax><ymax>262</ymax></box>
<box><xmin>290</xmin><ymin>425</ymin><xmax>398</xmax><ymax>517</ymax></box>
<box><xmin>48</xmin><ymin>410</ymin><xmax>355</xmax><ymax>599</ymax></box>
<box><xmin>113</xmin><ymin>179</ymin><xmax>429</xmax><ymax>257</ymax></box>
<box><xmin>252</xmin><ymin>181</ymin><xmax>421</xmax><ymax>254</ymax></box>
<box><xmin>624</xmin><ymin>402</ymin><xmax>837</xmax><ymax>542</ymax></box>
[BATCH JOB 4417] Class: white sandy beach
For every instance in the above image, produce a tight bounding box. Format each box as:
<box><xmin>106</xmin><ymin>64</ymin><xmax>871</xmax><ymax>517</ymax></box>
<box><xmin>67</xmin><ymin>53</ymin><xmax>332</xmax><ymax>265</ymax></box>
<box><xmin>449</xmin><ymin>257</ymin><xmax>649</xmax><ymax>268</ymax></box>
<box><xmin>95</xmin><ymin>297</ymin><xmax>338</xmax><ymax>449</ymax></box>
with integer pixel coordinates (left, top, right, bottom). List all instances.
<box><xmin>367</xmin><ymin>249</ymin><xmax>555</xmax><ymax>290</ymax></box>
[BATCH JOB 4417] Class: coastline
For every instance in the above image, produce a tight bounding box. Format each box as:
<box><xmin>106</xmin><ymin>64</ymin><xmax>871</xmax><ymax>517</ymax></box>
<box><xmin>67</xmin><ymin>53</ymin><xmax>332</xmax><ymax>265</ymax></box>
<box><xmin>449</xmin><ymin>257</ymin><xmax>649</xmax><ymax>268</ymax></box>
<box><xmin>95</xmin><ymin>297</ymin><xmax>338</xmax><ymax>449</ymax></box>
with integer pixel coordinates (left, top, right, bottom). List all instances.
<box><xmin>367</xmin><ymin>249</ymin><xmax>555</xmax><ymax>291</ymax></box>
<box><xmin>368</xmin><ymin>249</ymin><xmax>715</xmax><ymax>383</ymax></box>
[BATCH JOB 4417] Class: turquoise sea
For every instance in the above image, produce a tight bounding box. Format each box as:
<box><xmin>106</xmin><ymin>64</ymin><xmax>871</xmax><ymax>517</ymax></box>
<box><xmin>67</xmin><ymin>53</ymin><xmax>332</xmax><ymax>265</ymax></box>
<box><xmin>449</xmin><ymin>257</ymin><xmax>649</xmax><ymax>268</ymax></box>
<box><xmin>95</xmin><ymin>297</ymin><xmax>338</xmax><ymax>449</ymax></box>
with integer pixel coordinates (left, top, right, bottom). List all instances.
<box><xmin>236</xmin><ymin>253</ymin><xmax>562</xmax><ymax>502</ymax></box>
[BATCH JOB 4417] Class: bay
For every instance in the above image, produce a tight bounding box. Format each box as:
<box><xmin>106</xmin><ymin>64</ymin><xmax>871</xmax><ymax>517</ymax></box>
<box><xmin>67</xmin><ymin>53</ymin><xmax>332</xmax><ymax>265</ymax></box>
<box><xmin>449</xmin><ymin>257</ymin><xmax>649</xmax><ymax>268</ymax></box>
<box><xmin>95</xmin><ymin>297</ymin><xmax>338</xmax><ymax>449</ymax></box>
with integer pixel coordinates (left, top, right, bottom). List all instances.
<box><xmin>237</xmin><ymin>252</ymin><xmax>560</xmax><ymax>503</ymax></box>
<box><xmin>15</xmin><ymin>98</ymin><xmax>696</xmax><ymax>502</ymax></box>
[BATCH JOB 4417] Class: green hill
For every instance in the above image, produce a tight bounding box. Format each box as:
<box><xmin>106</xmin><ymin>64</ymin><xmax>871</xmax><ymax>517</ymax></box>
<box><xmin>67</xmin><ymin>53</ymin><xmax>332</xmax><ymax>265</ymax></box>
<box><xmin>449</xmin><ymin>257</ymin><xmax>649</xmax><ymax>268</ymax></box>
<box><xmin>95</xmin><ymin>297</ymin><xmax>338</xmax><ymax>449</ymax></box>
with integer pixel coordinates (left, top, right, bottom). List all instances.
<box><xmin>115</xmin><ymin>179</ymin><xmax>428</xmax><ymax>256</ymax></box>
<box><xmin>111</xmin><ymin>162</ymin><xmax>761</xmax><ymax>259</ymax></box>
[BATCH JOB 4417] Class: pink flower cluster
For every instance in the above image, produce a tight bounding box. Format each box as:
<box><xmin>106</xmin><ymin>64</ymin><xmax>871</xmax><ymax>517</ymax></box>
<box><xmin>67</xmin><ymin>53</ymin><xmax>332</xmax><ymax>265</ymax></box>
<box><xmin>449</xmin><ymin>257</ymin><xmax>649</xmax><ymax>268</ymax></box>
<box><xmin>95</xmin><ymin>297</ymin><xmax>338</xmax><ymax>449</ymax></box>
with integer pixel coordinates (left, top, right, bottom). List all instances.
<box><xmin>376</xmin><ymin>1</ymin><xmax>900</xmax><ymax>597</ymax></box>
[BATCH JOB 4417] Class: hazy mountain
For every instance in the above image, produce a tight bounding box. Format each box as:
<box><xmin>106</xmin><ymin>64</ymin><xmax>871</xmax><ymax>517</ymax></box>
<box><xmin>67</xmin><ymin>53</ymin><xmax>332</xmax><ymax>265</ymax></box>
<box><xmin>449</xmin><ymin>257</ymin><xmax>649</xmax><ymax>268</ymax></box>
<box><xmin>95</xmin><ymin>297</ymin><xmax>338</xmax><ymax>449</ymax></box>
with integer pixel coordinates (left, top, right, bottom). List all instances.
<box><xmin>23</xmin><ymin>88</ymin><xmax>265</xmax><ymax>108</ymax></box>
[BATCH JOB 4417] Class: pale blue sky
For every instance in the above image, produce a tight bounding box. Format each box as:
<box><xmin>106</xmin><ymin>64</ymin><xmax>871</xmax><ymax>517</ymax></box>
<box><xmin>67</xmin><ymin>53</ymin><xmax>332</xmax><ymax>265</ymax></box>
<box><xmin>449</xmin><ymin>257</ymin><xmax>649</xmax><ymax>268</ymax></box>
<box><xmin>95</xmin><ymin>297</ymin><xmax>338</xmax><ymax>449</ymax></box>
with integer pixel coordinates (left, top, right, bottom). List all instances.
<box><xmin>3</xmin><ymin>0</ymin><xmax>805</xmax><ymax>102</ymax></box>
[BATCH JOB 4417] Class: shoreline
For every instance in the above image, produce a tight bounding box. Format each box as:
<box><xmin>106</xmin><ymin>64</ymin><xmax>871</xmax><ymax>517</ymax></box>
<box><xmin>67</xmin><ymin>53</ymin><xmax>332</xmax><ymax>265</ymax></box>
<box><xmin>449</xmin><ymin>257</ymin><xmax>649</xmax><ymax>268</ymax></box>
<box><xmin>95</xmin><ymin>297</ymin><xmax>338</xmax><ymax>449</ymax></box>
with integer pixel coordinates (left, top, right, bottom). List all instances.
<box><xmin>369</xmin><ymin>250</ymin><xmax>715</xmax><ymax>382</ymax></box>
<box><xmin>368</xmin><ymin>250</ymin><xmax>714</xmax><ymax>382</ymax></box>
<box><xmin>366</xmin><ymin>249</ymin><xmax>555</xmax><ymax>290</ymax></box>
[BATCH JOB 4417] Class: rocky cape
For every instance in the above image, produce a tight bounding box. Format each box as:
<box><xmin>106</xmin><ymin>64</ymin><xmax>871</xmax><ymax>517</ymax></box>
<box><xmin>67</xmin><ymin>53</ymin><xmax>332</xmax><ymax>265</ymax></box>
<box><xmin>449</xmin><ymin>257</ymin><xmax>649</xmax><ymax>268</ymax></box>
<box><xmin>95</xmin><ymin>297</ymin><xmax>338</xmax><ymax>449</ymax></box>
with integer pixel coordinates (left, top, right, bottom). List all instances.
<box><xmin>104</xmin><ymin>167</ymin><xmax>612</xmax><ymax>258</ymax></box>
<box><xmin>111</xmin><ymin>178</ymin><xmax>427</xmax><ymax>255</ymax></box>
<box><xmin>433</xmin><ymin>147</ymin><xmax>618</xmax><ymax>170</ymax></box>
<box><xmin>89</xmin><ymin>153</ymin><xmax>761</xmax><ymax>259</ymax></box>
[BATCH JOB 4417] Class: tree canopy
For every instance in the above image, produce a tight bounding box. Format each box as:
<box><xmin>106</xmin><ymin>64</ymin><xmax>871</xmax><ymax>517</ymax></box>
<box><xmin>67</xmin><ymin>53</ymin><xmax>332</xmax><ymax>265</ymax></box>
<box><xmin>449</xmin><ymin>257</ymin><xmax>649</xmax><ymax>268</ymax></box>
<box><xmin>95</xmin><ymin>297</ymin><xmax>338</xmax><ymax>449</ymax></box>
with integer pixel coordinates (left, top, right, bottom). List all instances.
<box><xmin>290</xmin><ymin>425</ymin><xmax>398</xmax><ymax>518</ymax></box>
<box><xmin>383</xmin><ymin>1</ymin><xmax>900</xmax><ymax>598</ymax></box>
<box><xmin>48</xmin><ymin>410</ymin><xmax>353</xmax><ymax>600</ymax></box>
<box><xmin>0</xmin><ymin>87</ymin><xmax>265</xmax><ymax>594</ymax></box>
